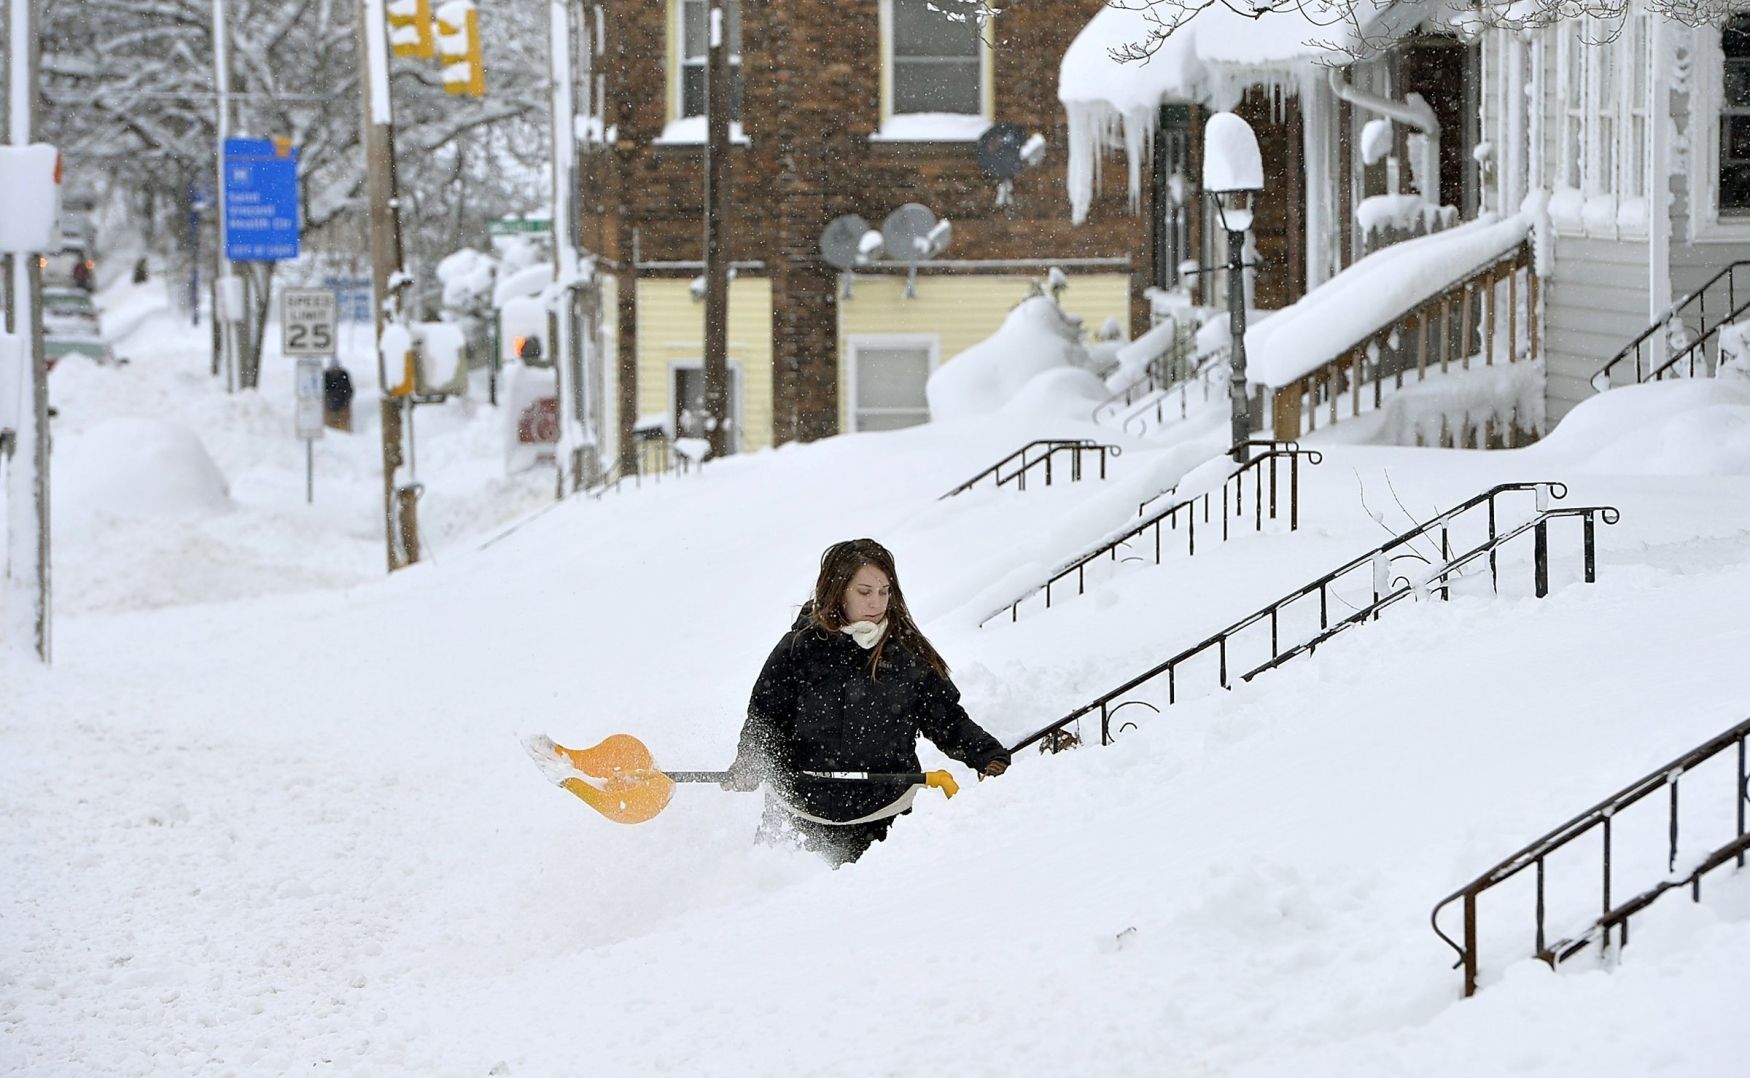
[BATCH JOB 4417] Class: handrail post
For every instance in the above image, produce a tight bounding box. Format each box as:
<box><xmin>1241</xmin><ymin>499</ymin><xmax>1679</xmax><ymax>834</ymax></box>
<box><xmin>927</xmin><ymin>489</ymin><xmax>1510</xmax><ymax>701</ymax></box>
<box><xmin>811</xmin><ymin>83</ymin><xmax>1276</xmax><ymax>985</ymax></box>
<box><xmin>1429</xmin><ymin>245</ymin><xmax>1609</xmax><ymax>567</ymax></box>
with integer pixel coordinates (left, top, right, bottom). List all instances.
<box><xmin>1463</xmin><ymin>891</ymin><xmax>1479</xmax><ymax>998</ymax></box>
<box><xmin>1584</xmin><ymin>511</ymin><xmax>1597</xmax><ymax>583</ymax></box>
<box><xmin>1290</xmin><ymin>454</ymin><xmax>1300</xmax><ymax>530</ymax></box>
<box><xmin>1738</xmin><ymin>736</ymin><xmax>1747</xmax><ymax>870</ymax></box>
<box><xmin>1534</xmin><ymin>518</ymin><xmax>1549</xmax><ymax>598</ymax></box>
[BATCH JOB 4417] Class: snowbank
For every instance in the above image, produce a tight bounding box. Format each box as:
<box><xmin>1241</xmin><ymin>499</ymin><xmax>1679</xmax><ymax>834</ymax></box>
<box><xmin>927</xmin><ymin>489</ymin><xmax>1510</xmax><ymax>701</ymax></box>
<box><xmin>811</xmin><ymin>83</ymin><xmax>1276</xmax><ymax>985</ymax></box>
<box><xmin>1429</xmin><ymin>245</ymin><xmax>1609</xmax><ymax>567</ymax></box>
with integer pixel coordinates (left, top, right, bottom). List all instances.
<box><xmin>1535</xmin><ymin>378</ymin><xmax>1750</xmax><ymax>475</ymax></box>
<box><xmin>54</xmin><ymin>417</ymin><xmax>232</xmax><ymax>522</ymax></box>
<box><xmin>927</xmin><ymin>295</ymin><xmax>1095</xmax><ymax>421</ymax></box>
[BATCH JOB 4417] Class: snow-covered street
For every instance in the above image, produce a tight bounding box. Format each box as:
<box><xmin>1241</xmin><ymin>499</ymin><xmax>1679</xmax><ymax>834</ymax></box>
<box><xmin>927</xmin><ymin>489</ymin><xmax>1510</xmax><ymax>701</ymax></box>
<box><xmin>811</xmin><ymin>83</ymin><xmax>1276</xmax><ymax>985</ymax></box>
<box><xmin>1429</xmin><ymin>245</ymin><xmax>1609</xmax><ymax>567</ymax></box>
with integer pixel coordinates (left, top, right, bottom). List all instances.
<box><xmin>12</xmin><ymin>0</ymin><xmax>1750</xmax><ymax>1072</ymax></box>
<box><xmin>5</xmin><ymin>280</ymin><xmax>1749</xmax><ymax>1075</ymax></box>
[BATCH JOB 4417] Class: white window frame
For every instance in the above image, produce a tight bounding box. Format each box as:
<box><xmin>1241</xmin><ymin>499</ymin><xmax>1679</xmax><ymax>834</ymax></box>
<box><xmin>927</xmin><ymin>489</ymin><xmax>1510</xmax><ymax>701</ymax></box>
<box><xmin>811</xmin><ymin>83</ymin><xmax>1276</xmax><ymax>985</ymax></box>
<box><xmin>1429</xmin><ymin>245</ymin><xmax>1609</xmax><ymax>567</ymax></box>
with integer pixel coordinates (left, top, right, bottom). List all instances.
<box><xmin>1558</xmin><ymin>21</ymin><xmax>1587</xmax><ymax>193</ymax></box>
<box><xmin>874</xmin><ymin>0</ymin><xmax>993</xmax><ymax>141</ymax></box>
<box><xmin>669</xmin><ymin>358</ymin><xmax>745</xmax><ymax>453</ymax></box>
<box><xmin>846</xmin><ymin>334</ymin><xmax>939</xmax><ymax>432</ymax></box>
<box><xmin>1552</xmin><ymin>15</ymin><xmax>1656</xmax><ymax>238</ymax></box>
<box><xmin>1592</xmin><ymin>21</ymin><xmax>1619</xmax><ymax>199</ymax></box>
<box><xmin>1622</xmin><ymin>13</ymin><xmax>1651</xmax><ymax>203</ymax></box>
<box><xmin>1694</xmin><ymin>14</ymin><xmax>1750</xmax><ymax>240</ymax></box>
<box><xmin>660</xmin><ymin>0</ymin><xmax>749</xmax><ymax>143</ymax></box>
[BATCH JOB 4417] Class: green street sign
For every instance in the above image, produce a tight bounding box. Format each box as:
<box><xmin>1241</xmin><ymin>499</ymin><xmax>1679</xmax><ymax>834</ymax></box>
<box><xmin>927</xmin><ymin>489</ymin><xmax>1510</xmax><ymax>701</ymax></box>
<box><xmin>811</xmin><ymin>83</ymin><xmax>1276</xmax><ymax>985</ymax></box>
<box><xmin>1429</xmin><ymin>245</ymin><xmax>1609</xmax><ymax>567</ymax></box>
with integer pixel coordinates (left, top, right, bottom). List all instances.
<box><xmin>488</xmin><ymin>217</ymin><xmax>553</xmax><ymax>236</ymax></box>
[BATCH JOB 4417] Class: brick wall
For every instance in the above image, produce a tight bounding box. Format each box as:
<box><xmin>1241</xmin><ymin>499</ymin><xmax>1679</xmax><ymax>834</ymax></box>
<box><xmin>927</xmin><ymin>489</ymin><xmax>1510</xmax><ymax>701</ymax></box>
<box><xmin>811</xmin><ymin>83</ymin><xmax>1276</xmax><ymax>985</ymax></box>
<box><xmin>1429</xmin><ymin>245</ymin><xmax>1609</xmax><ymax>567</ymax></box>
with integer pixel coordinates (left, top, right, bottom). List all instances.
<box><xmin>585</xmin><ymin>0</ymin><xmax>1159</xmax><ymax>450</ymax></box>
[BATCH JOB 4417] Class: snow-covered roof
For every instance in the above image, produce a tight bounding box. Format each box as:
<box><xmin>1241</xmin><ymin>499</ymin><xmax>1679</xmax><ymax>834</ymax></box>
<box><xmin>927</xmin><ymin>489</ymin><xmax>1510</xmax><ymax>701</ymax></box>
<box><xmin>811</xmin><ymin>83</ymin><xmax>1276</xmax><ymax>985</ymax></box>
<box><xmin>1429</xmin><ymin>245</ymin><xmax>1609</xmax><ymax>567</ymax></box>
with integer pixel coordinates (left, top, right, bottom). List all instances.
<box><xmin>1059</xmin><ymin>2</ymin><xmax>1400</xmax><ymax>110</ymax></box>
<box><xmin>1058</xmin><ymin>1</ymin><xmax>1415</xmax><ymax>222</ymax></box>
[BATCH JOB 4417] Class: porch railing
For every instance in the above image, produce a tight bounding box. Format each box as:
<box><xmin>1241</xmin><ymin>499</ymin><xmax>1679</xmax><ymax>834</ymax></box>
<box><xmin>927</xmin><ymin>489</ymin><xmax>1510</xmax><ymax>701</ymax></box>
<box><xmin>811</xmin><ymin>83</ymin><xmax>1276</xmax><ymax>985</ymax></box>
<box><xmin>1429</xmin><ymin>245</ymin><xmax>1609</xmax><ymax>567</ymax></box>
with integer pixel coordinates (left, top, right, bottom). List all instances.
<box><xmin>1431</xmin><ymin>716</ymin><xmax>1750</xmax><ymax>998</ymax></box>
<box><xmin>1591</xmin><ymin>261</ymin><xmax>1750</xmax><ymax>390</ymax></box>
<box><xmin>1006</xmin><ymin>482</ymin><xmax>1616</xmax><ymax>753</ymax></box>
<box><xmin>1268</xmin><ymin>240</ymin><xmax>1539</xmax><ymax>448</ymax></box>
<box><xmin>981</xmin><ymin>440</ymin><xmax>1320</xmax><ymax>626</ymax></box>
<box><xmin>939</xmin><ymin>439</ymin><xmax>1120</xmax><ymax>499</ymax></box>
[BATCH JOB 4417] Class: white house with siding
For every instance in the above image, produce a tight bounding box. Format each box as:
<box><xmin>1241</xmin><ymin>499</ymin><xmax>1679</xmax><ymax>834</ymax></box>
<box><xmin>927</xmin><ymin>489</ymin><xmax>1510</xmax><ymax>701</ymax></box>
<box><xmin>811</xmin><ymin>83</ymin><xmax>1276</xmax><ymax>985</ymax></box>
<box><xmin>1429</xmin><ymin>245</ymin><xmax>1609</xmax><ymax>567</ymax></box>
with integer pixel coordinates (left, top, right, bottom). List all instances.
<box><xmin>1479</xmin><ymin>5</ymin><xmax>1750</xmax><ymax>421</ymax></box>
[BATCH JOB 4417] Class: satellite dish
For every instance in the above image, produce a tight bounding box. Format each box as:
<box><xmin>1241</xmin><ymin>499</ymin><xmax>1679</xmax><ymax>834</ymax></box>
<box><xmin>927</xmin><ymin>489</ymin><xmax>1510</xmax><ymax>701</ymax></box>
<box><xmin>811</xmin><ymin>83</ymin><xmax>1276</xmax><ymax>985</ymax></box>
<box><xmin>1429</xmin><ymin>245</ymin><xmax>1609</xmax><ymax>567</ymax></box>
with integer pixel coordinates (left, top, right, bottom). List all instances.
<box><xmin>976</xmin><ymin>123</ymin><xmax>1027</xmax><ymax>180</ymax></box>
<box><xmin>820</xmin><ymin>214</ymin><xmax>871</xmax><ymax>271</ymax></box>
<box><xmin>882</xmin><ymin>203</ymin><xmax>938</xmax><ymax>263</ymax></box>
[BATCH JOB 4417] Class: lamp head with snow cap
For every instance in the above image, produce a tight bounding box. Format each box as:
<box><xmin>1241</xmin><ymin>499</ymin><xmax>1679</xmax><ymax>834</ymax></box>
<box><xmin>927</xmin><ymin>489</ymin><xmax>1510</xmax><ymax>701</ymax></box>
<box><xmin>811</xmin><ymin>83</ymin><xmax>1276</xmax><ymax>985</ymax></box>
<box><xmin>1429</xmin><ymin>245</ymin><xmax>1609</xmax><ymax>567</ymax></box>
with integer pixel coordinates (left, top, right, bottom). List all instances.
<box><xmin>1201</xmin><ymin>112</ymin><xmax>1264</xmax><ymax>234</ymax></box>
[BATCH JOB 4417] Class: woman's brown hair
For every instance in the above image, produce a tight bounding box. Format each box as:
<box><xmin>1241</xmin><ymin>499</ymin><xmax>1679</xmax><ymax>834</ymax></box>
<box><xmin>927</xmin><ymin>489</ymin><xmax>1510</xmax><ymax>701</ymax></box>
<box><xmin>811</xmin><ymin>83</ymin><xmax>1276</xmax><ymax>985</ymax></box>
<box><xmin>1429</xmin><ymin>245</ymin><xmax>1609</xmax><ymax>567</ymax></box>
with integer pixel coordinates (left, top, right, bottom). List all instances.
<box><xmin>805</xmin><ymin>538</ymin><xmax>949</xmax><ymax>679</ymax></box>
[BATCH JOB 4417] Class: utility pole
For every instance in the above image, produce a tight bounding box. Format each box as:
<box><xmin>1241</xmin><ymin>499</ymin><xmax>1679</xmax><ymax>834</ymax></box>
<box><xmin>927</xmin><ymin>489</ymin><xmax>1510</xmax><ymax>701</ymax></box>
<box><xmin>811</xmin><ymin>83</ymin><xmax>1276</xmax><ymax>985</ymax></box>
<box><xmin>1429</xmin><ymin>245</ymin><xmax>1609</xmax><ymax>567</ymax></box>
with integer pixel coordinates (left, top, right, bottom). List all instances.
<box><xmin>701</xmin><ymin>0</ymin><xmax>731</xmax><ymax>459</ymax></box>
<box><xmin>3</xmin><ymin>0</ymin><xmax>50</xmax><ymax>661</ymax></box>
<box><xmin>358</xmin><ymin>0</ymin><xmax>420</xmax><ymax>570</ymax></box>
<box><xmin>549</xmin><ymin>0</ymin><xmax>591</xmax><ymax>494</ymax></box>
<box><xmin>212</xmin><ymin>0</ymin><xmax>237</xmax><ymax>392</ymax></box>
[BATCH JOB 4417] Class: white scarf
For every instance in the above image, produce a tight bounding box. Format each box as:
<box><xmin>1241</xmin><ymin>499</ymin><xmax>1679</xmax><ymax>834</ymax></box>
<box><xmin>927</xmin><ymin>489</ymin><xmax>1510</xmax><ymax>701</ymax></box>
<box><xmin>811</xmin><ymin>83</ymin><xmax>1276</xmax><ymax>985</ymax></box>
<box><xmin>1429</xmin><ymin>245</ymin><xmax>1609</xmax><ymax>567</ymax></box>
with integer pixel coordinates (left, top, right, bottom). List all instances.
<box><xmin>840</xmin><ymin>619</ymin><xmax>888</xmax><ymax>649</ymax></box>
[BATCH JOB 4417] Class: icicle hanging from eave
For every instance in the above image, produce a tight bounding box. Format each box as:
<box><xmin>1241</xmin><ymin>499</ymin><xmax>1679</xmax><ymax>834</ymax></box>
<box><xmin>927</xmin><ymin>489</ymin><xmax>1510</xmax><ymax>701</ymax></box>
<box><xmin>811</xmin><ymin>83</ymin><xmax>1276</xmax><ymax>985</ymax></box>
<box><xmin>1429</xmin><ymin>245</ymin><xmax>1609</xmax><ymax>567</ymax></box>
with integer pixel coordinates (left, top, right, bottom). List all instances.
<box><xmin>1065</xmin><ymin>100</ymin><xmax>1158</xmax><ymax>224</ymax></box>
<box><xmin>1122</xmin><ymin>108</ymin><xmax>1155</xmax><ymax>218</ymax></box>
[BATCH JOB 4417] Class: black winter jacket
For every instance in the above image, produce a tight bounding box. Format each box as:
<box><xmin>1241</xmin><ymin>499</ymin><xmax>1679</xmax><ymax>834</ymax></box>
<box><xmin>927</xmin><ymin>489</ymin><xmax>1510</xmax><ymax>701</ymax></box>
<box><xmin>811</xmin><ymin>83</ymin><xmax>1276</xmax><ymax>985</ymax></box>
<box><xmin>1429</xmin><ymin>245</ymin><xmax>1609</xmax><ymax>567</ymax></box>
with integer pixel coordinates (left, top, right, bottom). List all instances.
<box><xmin>736</xmin><ymin>615</ymin><xmax>1010</xmax><ymax>823</ymax></box>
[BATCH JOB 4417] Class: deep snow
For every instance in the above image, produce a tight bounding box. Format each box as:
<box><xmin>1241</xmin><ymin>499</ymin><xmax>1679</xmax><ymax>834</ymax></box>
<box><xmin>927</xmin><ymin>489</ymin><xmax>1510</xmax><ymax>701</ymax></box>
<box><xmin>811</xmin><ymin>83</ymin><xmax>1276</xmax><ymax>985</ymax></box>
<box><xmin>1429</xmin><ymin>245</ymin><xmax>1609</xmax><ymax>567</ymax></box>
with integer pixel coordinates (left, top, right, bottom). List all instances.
<box><xmin>3</xmin><ymin>281</ymin><xmax>1748</xmax><ymax>1076</ymax></box>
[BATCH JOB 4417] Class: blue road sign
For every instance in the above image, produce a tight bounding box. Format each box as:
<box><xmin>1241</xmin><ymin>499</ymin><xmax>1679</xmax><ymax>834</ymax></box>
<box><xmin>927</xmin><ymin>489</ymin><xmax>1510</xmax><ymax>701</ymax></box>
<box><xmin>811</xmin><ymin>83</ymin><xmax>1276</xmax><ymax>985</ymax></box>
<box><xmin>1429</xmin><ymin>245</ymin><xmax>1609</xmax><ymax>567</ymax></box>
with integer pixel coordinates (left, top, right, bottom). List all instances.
<box><xmin>322</xmin><ymin>276</ymin><xmax>374</xmax><ymax>322</ymax></box>
<box><xmin>223</xmin><ymin>138</ymin><xmax>300</xmax><ymax>261</ymax></box>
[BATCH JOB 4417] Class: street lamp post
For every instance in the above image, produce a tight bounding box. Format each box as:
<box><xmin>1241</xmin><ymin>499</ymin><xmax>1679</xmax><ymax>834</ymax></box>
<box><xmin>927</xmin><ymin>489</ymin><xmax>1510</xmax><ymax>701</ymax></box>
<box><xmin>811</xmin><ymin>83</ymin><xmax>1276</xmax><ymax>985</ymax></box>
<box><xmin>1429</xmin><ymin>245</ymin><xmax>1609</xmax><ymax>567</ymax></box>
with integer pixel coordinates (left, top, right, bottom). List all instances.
<box><xmin>1202</xmin><ymin>112</ymin><xmax>1264</xmax><ymax>463</ymax></box>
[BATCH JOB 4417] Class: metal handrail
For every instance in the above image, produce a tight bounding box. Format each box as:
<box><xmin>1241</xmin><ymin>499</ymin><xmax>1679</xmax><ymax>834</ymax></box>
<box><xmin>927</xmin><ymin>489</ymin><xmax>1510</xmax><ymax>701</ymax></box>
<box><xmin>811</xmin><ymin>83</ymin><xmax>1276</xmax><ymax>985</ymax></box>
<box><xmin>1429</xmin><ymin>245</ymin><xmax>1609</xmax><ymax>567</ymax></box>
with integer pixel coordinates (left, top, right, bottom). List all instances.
<box><xmin>474</xmin><ymin>443</ymin><xmax>700</xmax><ymax>551</ymax></box>
<box><xmin>588</xmin><ymin>449</ymin><xmax>698</xmax><ymax>499</ymax></box>
<box><xmin>1431</xmin><ymin>715</ymin><xmax>1750</xmax><ymax>997</ymax></box>
<box><xmin>1592</xmin><ymin>261</ymin><xmax>1750</xmax><ymax>391</ymax></box>
<box><xmin>1007</xmin><ymin>482</ymin><xmax>1617</xmax><ymax>754</ymax></box>
<box><xmin>1120</xmin><ymin>347</ymin><xmax>1233</xmax><ymax>438</ymax></box>
<box><xmin>981</xmin><ymin>439</ymin><xmax>1321</xmax><ymax>626</ymax></box>
<box><xmin>939</xmin><ymin>439</ymin><xmax>1121</xmax><ymax>499</ymax></box>
<box><xmin>1092</xmin><ymin>318</ymin><xmax>1195</xmax><ymax>422</ymax></box>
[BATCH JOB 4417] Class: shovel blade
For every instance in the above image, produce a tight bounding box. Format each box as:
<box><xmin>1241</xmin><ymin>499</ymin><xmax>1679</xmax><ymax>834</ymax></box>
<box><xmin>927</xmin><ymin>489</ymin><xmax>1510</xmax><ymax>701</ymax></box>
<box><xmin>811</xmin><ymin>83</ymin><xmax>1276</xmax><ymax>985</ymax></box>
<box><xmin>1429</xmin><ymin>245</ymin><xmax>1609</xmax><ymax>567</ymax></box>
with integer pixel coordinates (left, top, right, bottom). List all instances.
<box><xmin>560</xmin><ymin>771</ymin><xmax>675</xmax><ymax>824</ymax></box>
<box><xmin>554</xmin><ymin>733</ymin><xmax>656</xmax><ymax>777</ymax></box>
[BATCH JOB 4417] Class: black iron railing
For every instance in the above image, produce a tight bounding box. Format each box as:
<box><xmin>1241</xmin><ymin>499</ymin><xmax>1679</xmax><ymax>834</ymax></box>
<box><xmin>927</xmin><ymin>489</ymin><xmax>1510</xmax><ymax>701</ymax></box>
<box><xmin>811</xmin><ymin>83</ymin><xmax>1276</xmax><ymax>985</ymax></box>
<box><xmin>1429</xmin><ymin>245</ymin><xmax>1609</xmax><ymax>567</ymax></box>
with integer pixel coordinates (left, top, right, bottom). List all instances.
<box><xmin>588</xmin><ymin>437</ymin><xmax>699</xmax><ymax>499</ymax></box>
<box><xmin>939</xmin><ymin>439</ymin><xmax>1120</xmax><ymax>499</ymax></box>
<box><xmin>1431</xmin><ymin>716</ymin><xmax>1750</xmax><ymax>997</ymax></box>
<box><xmin>982</xmin><ymin>440</ymin><xmax>1321</xmax><ymax>626</ymax></box>
<box><xmin>1593</xmin><ymin>261</ymin><xmax>1750</xmax><ymax>390</ymax></box>
<box><xmin>1121</xmin><ymin>347</ymin><xmax>1232</xmax><ymax>437</ymax></box>
<box><xmin>1007</xmin><ymin>482</ymin><xmax>1618</xmax><ymax>753</ymax></box>
<box><xmin>1092</xmin><ymin>318</ymin><xmax>1199</xmax><ymax>422</ymax></box>
<box><xmin>474</xmin><ymin>440</ymin><xmax>700</xmax><ymax>551</ymax></box>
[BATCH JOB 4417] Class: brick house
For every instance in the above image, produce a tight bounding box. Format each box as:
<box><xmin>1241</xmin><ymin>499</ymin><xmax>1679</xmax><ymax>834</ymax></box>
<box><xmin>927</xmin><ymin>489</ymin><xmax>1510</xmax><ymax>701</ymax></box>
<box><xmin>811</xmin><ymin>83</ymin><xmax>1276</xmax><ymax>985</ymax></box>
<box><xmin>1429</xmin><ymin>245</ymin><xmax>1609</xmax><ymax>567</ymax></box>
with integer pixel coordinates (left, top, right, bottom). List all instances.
<box><xmin>578</xmin><ymin>0</ymin><xmax>1168</xmax><ymax>461</ymax></box>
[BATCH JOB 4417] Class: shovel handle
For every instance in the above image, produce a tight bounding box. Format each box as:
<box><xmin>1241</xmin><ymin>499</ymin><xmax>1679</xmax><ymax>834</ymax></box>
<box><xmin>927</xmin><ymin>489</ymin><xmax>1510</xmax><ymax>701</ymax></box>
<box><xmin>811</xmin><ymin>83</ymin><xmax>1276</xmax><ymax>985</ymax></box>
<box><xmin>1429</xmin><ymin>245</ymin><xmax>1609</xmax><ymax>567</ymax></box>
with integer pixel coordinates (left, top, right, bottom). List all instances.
<box><xmin>665</xmin><ymin>769</ymin><xmax>958</xmax><ymax>799</ymax></box>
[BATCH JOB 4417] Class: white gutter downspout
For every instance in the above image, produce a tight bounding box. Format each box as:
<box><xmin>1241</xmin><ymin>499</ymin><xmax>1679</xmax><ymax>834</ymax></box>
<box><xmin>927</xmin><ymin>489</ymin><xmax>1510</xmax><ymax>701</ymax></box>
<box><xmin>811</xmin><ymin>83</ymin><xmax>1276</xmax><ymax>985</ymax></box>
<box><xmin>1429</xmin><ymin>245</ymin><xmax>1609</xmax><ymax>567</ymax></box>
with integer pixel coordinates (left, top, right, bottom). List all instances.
<box><xmin>1328</xmin><ymin>67</ymin><xmax>1442</xmax><ymax>203</ymax></box>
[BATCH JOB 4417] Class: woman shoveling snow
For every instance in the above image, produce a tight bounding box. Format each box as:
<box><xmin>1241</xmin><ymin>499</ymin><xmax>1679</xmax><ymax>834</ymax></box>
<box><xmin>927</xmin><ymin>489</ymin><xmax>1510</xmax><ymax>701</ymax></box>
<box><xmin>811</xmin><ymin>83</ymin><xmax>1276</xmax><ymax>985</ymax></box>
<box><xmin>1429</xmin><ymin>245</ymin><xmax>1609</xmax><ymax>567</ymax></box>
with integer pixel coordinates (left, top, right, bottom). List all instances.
<box><xmin>722</xmin><ymin>538</ymin><xmax>1011</xmax><ymax>865</ymax></box>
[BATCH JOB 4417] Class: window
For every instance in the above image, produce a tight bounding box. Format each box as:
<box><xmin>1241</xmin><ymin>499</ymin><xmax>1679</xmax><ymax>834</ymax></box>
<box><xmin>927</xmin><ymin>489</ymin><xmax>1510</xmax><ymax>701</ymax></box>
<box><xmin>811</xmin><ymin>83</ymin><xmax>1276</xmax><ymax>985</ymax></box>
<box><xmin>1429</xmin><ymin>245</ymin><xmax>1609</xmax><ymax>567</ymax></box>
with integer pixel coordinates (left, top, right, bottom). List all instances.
<box><xmin>1722</xmin><ymin>15</ymin><xmax>1750</xmax><ymax>214</ymax></box>
<box><xmin>1594</xmin><ymin>27</ymin><xmax>1618</xmax><ymax>197</ymax></box>
<box><xmin>673</xmin><ymin>363</ymin><xmax>742</xmax><ymax>453</ymax></box>
<box><xmin>850</xmin><ymin>340</ymin><xmax>934</xmax><ymax>431</ymax></box>
<box><xmin>676</xmin><ymin>0</ymin><xmax>741</xmax><ymax>121</ymax></box>
<box><xmin>887</xmin><ymin>0</ymin><xmax>982</xmax><ymax>116</ymax></box>
<box><xmin>1558</xmin><ymin>22</ymin><xmax>1586</xmax><ymax>190</ymax></box>
<box><xmin>1624</xmin><ymin>14</ymin><xmax>1650</xmax><ymax>201</ymax></box>
<box><xmin>1555</xmin><ymin>16</ymin><xmax>1653</xmax><ymax>217</ymax></box>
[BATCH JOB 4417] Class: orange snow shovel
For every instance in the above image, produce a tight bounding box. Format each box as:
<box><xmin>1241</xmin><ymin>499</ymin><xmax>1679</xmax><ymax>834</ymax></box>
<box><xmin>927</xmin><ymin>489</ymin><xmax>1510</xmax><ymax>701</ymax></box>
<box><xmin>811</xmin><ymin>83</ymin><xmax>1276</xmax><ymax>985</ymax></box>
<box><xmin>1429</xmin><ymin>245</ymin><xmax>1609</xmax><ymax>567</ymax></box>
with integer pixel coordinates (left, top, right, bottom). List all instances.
<box><xmin>522</xmin><ymin>733</ymin><xmax>959</xmax><ymax>825</ymax></box>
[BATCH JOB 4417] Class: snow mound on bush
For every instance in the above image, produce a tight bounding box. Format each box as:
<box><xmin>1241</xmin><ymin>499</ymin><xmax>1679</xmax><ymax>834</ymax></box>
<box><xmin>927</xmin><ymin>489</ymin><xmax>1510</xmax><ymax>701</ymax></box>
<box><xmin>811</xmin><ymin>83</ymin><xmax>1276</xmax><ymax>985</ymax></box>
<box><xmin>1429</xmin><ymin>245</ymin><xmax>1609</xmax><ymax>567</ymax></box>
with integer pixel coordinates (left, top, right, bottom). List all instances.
<box><xmin>927</xmin><ymin>295</ymin><xmax>1096</xmax><ymax>421</ymax></box>
<box><xmin>57</xmin><ymin>418</ymin><xmax>233</xmax><ymax>520</ymax></box>
<box><xmin>1537</xmin><ymin>378</ymin><xmax>1750</xmax><ymax>475</ymax></box>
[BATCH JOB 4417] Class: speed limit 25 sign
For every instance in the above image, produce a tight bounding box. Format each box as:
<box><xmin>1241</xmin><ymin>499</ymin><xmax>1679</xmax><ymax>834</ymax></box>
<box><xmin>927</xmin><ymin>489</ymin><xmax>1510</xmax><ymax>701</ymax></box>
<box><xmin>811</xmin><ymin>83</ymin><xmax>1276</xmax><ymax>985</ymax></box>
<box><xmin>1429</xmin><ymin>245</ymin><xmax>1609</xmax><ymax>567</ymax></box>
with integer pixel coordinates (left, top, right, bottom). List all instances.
<box><xmin>281</xmin><ymin>288</ymin><xmax>338</xmax><ymax>356</ymax></box>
